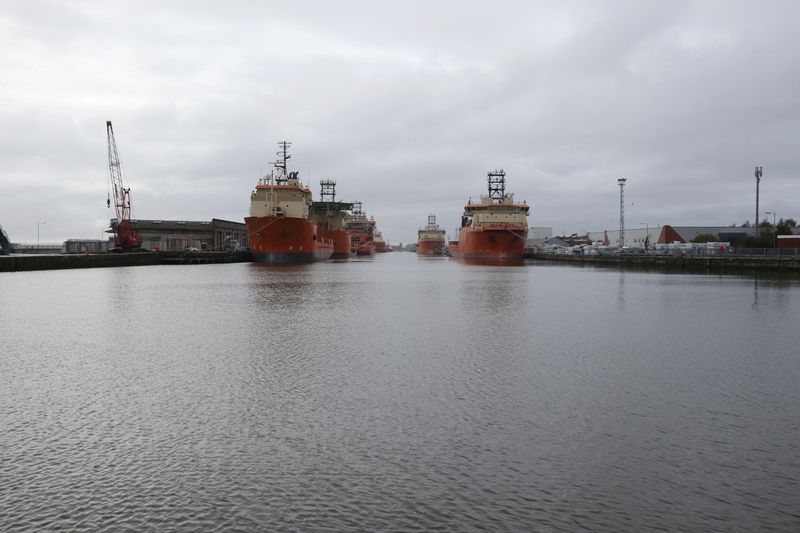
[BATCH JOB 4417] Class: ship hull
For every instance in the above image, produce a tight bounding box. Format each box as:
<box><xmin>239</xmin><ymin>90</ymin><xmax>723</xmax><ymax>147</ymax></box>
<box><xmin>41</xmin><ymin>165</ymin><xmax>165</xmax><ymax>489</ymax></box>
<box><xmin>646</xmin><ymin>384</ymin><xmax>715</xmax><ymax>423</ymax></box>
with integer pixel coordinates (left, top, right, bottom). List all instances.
<box><xmin>245</xmin><ymin>215</ymin><xmax>334</xmax><ymax>263</ymax></box>
<box><xmin>319</xmin><ymin>228</ymin><xmax>352</xmax><ymax>259</ymax></box>
<box><xmin>417</xmin><ymin>239</ymin><xmax>445</xmax><ymax>255</ymax></box>
<box><xmin>356</xmin><ymin>242</ymin><xmax>374</xmax><ymax>256</ymax></box>
<box><xmin>449</xmin><ymin>226</ymin><xmax>527</xmax><ymax>259</ymax></box>
<box><xmin>349</xmin><ymin>230</ymin><xmax>374</xmax><ymax>256</ymax></box>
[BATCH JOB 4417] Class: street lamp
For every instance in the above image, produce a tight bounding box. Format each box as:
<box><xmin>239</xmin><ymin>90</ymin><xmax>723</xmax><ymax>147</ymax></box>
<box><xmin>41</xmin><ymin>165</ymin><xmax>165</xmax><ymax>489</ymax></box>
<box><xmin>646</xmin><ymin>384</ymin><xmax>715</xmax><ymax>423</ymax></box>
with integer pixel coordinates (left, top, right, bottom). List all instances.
<box><xmin>765</xmin><ymin>211</ymin><xmax>776</xmax><ymax>248</ymax></box>
<box><xmin>754</xmin><ymin>166</ymin><xmax>762</xmax><ymax>239</ymax></box>
<box><xmin>37</xmin><ymin>221</ymin><xmax>46</xmax><ymax>254</ymax></box>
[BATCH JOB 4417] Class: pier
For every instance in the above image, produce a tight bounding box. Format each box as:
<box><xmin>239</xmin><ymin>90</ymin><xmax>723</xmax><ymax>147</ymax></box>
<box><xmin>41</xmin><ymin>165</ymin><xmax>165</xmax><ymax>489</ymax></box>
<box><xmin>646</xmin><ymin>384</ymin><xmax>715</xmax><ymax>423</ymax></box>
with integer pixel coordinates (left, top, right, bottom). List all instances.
<box><xmin>0</xmin><ymin>251</ymin><xmax>253</xmax><ymax>273</ymax></box>
<box><xmin>528</xmin><ymin>252</ymin><xmax>800</xmax><ymax>273</ymax></box>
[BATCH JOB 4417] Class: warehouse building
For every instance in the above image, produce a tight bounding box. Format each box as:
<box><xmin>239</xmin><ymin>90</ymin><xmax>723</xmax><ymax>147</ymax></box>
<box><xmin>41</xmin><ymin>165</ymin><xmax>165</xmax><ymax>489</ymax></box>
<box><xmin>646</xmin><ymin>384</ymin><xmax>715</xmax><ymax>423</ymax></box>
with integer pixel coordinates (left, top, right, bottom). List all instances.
<box><xmin>111</xmin><ymin>218</ymin><xmax>248</xmax><ymax>251</ymax></box>
<box><xmin>588</xmin><ymin>225</ymin><xmax>751</xmax><ymax>247</ymax></box>
<box><xmin>778</xmin><ymin>235</ymin><xmax>800</xmax><ymax>249</ymax></box>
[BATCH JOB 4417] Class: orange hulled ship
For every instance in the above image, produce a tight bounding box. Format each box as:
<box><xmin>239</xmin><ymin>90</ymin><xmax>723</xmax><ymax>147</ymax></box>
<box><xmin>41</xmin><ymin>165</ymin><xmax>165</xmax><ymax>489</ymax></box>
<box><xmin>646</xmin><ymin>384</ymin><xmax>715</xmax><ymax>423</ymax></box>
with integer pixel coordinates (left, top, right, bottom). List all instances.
<box><xmin>417</xmin><ymin>214</ymin><xmax>446</xmax><ymax>255</ymax></box>
<box><xmin>373</xmin><ymin>231</ymin><xmax>387</xmax><ymax>253</ymax></box>
<box><xmin>245</xmin><ymin>141</ymin><xmax>334</xmax><ymax>263</ymax></box>
<box><xmin>346</xmin><ymin>202</ymin><xmax>375</xmax><ymax>256</ymax></box>
<box><xmin>311</xmin><ymin>179</ymin><xmax>353</xmax><ymax>259</ymax></box>
<box><xmin>448</xmin><ymin>170</ymin><xmax>529</xmax><ymax>259</ymax></box>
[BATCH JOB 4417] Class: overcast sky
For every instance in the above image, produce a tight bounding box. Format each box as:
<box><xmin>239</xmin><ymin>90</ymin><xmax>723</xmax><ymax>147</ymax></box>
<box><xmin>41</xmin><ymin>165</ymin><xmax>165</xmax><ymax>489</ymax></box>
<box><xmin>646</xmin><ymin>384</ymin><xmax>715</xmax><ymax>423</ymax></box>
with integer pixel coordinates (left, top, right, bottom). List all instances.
<box><xmin>1</xmin><ymin>0</ymin><xmax>798</xmax><ymax>243</ymax></box>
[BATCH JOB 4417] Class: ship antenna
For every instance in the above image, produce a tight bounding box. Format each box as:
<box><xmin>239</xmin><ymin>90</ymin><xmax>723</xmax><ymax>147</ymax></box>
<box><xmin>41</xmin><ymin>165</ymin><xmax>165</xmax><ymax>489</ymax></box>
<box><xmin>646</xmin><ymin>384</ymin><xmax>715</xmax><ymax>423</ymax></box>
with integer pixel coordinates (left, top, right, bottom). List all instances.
<box><xmin>271</xmin><ymin>140</ymin><xmax>292</xmax><ymax>182</ymax></box>
<box><xmin>488</xmin><ymin>169</ymin><xmax>506</xmax><ymax>203</ymax></box>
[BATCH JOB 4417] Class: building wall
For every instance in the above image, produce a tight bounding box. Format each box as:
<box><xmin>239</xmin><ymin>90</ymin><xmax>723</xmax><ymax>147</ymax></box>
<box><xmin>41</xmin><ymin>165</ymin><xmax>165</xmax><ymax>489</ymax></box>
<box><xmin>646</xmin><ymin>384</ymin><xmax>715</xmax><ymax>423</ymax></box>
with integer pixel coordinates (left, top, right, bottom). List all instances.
<box><xmin>529</xmin><ymin>226</ymin><xmax>553</xmax><ymax>240</ymax></box>
<box><xmin>121</xmin><ymin>219</ymin><xmax>248</xmax><ymax>251</ymax></box>
<box><xmin>588</xmin><ymin>226</ymin><xmax>749</xmax><ymax>246</ymax></box>
<box><xmin>777</xmin><ymin>235</ymin><xmax>800</xmax><ymax>249</ymax></box>
<box><xmin>211</xmin><ymin>218</ymin><xmax>249</xmax><ymax>250</ymax></box>
<box><xmin>64</xmin><ymin>240</ymin><xmax>109</xmax><ymax>254</ymax></box>
<box><xmin>588</xmin><ymin>227</ymin><xmax>662</xmax><ymax>247</ymax></box>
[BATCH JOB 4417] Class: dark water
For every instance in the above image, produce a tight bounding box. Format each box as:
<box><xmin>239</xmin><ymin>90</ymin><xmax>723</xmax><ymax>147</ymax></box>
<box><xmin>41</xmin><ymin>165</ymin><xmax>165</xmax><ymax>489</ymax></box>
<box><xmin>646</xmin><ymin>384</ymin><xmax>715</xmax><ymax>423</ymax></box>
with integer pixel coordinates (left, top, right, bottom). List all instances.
<box><xmin>1</xmin><ymin>254</ymin><xmax>799</xmax><ymax>531</ymax></box>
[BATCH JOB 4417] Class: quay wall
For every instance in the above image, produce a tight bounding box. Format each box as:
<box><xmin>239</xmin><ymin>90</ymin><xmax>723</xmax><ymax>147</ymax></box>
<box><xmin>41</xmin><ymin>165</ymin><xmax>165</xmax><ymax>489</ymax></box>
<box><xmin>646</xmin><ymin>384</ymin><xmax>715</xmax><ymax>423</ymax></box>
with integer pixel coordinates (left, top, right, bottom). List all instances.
<box><xmin>0</xmin><ymin>251</ymin><xmax>253</xmax><ymax>273</ymax></box>
<box><xmin>528</xmin><ymin>253</ymin><xmax>800</xmax><ymax>273</ymax></box>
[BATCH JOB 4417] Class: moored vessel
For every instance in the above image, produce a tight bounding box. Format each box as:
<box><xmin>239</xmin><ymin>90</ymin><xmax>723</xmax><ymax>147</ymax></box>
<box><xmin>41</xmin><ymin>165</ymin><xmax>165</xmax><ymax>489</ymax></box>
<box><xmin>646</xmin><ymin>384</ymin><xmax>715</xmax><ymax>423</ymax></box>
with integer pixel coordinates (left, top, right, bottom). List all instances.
<box><xmin>417</xmin><ymin>214</ymin><xmax>446</xmax><ymax>255</ymax></box>
<box><xmin>245</xmin><ymin>141</ymin><xmax>334</xmax><ymax>263</ymax></box>
<box><xmin>346</xmin><ymin>202</ymin><xmax>375</xmax><ymax>256</ymax></box>
<box><xmin>373</xmin><ymin>231</ymin><xmax>387</xmax><ymax>253</ymax></box>
<box><xmin>311</xmin><ymin>179</ymin><xmax>353</xmax><ymax>259</ymax></box>
<box><xmin>448</xmin><ymin>170</ymin><xmax>529</xmax><ymax>259</ymax></box>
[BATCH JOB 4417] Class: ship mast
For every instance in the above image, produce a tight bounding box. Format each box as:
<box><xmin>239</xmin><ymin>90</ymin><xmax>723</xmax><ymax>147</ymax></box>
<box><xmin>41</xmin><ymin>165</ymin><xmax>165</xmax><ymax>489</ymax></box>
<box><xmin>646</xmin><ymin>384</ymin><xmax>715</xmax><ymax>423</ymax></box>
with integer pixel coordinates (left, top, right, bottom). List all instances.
<box><xmin>487</xmin><ymin>169</ymin><xmax>506</xmax><ymax>203</ymax></box>
<box><xmin>320</xmin><ymin>179</ymin><xmax>336</xmax><ymax>202</ymax></box>
<box><xmin>272</xmin><ymin>140</ymin><xmax>292</xmax><ymax>183</ymax></box>
<box><xmin>427</xmin><ymin>214</ymin><xmax>437</xmax><ymax>228</ymax></box>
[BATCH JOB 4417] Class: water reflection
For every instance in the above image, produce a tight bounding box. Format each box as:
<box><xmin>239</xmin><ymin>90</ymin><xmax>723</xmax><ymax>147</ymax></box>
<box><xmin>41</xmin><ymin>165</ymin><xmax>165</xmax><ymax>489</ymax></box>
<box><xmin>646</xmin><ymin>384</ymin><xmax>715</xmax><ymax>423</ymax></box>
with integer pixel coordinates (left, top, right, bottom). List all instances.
<box><xmin>458</xmin><ymin>265</ymin><xmax>526</xmax><ymax>313</ymax></box>
<box><xmin>451</xmin><ymin>257</ymin><xmax>525</xmax><ymax>267</ymax></box>
<box><xmin>3</xmin><ymin>257</ymin><xmax>800</xmax><ymax>532</ymax></box>
<box><xmin>752</xmin><ymin>278</ymin><xmax>760</xmax><ymax>311</ymax></box>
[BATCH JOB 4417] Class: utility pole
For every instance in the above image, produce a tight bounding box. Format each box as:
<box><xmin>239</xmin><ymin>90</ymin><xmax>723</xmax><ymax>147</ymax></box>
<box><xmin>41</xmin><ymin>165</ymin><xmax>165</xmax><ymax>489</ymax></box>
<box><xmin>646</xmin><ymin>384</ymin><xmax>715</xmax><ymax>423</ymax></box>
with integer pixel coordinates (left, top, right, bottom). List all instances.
<box><xmin>617</xmin><ymin>178</ymin><xmax>627</xmax><ymax>247</ymax></box>
<box><xmin>754</xmin><ymin>166</ymin><xmax>762</xmax><ymax>240</ymax></box>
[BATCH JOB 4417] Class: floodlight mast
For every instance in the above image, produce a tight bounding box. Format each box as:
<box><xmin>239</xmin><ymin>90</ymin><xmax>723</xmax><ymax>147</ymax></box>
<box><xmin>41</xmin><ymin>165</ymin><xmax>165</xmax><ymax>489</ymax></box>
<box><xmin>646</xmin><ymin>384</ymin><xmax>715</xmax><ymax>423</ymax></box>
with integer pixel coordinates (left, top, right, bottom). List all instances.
<box><xmin>618</xmin><ymin>177</ymin><xmax>627</xmax><ymax>247</ymax></box>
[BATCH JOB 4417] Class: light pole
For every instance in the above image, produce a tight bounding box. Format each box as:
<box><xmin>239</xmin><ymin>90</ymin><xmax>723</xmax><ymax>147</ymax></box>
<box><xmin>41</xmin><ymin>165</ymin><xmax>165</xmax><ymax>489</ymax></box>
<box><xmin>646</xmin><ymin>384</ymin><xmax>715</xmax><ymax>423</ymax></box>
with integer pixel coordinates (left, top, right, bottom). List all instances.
<box><xmin>754</xmin><ymin>166</ymin><xmax>762</xmax><ymax>240</ymax></box>
<box><xmin>618</xmin><ymin>177</ymin><xmax>627</xmax><ymax>247</ymax></box>
<box><xmin>37</xmin><ymin>221</ymin><xmax>46</xmax><ymax>254</ymax></box>
<box><xmin>765</xmin><ymin>211</ymin><xmax>776</xmax><ymax>248</ymax></box>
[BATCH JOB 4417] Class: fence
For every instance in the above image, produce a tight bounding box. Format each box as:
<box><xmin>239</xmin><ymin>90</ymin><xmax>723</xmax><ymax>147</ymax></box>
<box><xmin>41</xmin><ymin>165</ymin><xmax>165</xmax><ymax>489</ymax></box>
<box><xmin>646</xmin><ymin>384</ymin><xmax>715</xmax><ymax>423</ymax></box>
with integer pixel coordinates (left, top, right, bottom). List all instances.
<box><xmin>527</xmin><ymin>244</ymin><xmax>800</xmax><ymax>258</ymax></box>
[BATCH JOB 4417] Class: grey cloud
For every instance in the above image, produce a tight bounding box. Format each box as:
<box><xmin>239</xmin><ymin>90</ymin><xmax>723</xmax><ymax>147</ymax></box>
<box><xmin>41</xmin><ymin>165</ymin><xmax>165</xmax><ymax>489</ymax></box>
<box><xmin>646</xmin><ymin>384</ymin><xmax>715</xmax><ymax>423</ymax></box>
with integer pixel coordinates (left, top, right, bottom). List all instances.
<box><xmin>1</xmin><ymin>1</ymin><xmax>798</xmax><ymax>243</ymax></box>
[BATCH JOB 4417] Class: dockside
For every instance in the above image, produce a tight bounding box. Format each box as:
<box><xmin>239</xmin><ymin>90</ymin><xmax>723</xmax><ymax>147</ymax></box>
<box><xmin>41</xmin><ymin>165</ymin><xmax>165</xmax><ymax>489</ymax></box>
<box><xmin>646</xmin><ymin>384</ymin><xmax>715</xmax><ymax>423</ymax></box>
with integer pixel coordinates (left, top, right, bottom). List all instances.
<box><xmin>0</xmin><ymin>251</ymin><xmax>252</xmax><ymax>273</ymax></box>
<box><xmin>529</xmin><ymin>252</ymin><xmax>800</xmax><ymax>273</ymax></box>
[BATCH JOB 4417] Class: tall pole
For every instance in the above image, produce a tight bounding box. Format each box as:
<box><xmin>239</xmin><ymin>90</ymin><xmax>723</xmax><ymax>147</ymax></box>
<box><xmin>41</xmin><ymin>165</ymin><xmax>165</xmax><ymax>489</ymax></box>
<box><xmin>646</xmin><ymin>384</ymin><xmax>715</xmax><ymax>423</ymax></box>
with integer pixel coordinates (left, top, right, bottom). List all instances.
<box><xmin>755</xmin><ymin>166</ymin><xmax>762</xmax><ymax>240</ymax></box>
<box><xmin>618</xmin><ymin>178</ymin><xmax>627</xmax><ymax>247</ymax></box>
<box><xmin>37</xmin><ymin>221</ymin><xmax>46</xmax><ymax>254</ymax></box>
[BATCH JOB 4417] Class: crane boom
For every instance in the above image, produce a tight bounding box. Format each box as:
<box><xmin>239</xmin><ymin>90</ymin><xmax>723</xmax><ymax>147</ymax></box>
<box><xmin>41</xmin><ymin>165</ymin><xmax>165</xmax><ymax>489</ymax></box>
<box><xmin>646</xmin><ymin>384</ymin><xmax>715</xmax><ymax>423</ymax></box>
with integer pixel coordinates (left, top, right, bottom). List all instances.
<box><xmin>106</xmin><ymin>121</ymin><xmax>141</xmax><ymax>250</ymax></box>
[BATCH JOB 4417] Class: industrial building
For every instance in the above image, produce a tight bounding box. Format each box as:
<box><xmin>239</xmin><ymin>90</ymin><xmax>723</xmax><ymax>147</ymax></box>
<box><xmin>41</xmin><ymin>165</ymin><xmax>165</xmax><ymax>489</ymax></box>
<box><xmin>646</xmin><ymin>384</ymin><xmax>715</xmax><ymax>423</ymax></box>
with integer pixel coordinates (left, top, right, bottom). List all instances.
<box><xmin>64</xmin><ymin>240</ymin><xmax>108</xmax><ymax>254</ymax></box>
<box><xmin>113</xmin><ymin>218</ymin><xmax>248</xmax><ymax>251</ymax></box>
<box><xmin>588</xmin><ymin>225</ymin><xmax>752</xmax><ymax>247</ymax></box>
<box><xmin>778</xmin><ymin>235</ymin><xmax>800</xmax><ymax>248</ymax></box>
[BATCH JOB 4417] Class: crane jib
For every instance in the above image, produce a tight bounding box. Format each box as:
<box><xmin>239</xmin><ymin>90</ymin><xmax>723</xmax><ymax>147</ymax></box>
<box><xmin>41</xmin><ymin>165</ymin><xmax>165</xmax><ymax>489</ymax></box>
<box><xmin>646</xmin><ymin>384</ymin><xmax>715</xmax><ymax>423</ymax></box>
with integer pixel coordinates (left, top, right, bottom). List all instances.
<box><xmin>106</xmin><ymin>121</ymin><xmax>142</xmax><ymax>251</ymax></box>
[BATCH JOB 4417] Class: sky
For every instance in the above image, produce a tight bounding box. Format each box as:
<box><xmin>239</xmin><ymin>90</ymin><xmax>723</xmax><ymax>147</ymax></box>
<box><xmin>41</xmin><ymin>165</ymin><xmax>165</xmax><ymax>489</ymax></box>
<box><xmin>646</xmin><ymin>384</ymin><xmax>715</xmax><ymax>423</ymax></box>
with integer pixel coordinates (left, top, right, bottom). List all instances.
<box><xmin>1</xmin><ymin>0</ymin><xmax>798</xmax><ymax>244</ymax></box>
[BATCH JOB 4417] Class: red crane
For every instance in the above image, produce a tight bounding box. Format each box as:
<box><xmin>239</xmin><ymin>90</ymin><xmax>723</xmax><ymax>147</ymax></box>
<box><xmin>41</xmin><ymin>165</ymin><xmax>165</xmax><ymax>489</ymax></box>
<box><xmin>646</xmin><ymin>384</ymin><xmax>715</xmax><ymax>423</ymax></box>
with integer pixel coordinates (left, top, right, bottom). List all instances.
<box><xmin>106</xmin><ymin>120</ymin><xmax>141</xmax><ymax>251</ymax></box>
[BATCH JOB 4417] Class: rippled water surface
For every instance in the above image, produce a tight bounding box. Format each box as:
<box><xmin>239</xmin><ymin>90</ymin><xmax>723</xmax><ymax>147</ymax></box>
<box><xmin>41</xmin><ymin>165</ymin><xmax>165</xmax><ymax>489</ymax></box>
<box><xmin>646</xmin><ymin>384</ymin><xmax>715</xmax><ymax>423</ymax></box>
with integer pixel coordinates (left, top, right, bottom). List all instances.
<box><xmin>2</xmin><ymin>254</ymin><xmax>799</xmax><ymax>531</ymax></box>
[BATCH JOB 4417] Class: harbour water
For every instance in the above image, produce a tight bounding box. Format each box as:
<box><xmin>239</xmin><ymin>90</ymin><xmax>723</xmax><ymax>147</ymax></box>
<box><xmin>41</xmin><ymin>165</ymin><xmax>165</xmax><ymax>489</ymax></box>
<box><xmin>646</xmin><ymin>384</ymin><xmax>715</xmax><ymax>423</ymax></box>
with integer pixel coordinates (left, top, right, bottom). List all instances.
<box><xmin>1</xmin><ymin>254</ymin><xmax>799</xmax><ymax>531</ymax></box>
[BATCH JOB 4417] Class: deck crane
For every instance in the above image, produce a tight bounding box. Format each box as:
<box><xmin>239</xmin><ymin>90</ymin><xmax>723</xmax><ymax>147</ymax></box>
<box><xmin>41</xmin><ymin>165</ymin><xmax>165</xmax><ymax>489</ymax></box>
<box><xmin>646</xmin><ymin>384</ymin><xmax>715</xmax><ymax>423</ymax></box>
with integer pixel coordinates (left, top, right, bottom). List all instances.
<box><xmin>106</xmin><ymin>121</ymin><xmax>141</xmax><ymax>251</ymax></box>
